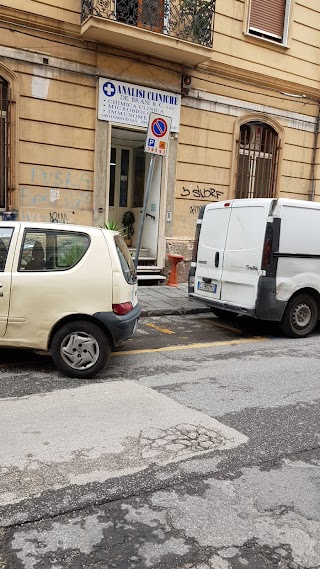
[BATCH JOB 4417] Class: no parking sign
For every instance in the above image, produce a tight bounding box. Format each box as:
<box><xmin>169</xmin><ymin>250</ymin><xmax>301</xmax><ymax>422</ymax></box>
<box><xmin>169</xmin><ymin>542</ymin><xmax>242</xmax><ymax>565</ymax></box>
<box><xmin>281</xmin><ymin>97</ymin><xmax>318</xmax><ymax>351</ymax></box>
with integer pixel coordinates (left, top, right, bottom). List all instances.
<box><xmin>145</xmin><ymin>113</ymin><xmax>172</xmax><ymax>156</ymax></box>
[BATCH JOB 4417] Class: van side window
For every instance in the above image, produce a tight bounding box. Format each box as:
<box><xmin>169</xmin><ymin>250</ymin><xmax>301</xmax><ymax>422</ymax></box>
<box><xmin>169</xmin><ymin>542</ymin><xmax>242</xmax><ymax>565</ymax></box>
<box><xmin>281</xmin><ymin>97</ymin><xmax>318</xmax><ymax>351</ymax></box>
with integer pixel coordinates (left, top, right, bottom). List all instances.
<box><xmin>19</xmin><ymin>231</ymin><xmax>90</xmax><ymax>271</ymax></box>
<box><xmin>0</xmin><ymin>227</ymin><xmax>14</xmax><ymax>271</ymax></box>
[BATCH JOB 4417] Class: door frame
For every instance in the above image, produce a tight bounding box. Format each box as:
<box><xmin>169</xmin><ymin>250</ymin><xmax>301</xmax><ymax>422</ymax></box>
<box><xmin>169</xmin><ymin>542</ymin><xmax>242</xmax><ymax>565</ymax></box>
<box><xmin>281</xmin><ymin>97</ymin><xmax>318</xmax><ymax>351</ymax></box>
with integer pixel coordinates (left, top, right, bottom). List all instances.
<box><xmin>106</xmin><ymin>124</ymin><xmax>170</xmax><ymax>267</ymax></box>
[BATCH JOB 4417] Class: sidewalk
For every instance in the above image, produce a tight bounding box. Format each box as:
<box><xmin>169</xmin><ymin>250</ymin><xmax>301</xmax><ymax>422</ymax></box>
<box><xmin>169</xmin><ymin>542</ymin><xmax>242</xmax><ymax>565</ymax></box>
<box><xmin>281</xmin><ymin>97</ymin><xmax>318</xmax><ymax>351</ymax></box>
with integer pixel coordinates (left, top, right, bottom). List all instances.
<box><xmin>138</xmin><ymin>283</ymin><xmax>210</xmax><ymax>317</ymax></box>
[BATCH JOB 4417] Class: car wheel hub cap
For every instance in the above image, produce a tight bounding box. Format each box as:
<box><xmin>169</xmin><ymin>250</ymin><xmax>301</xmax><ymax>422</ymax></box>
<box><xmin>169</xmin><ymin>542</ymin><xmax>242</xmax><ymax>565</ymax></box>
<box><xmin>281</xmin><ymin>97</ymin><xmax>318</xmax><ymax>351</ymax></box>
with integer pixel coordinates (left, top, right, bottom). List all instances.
<box><xmin>292</xmin><ymin>303</ymin><xmax>312</xmax><ymax>329</ymax></box>
<box><xmin>61</xmin><ymin>332</ymin><xmax>100</xmax><ymax>370</ymax></box>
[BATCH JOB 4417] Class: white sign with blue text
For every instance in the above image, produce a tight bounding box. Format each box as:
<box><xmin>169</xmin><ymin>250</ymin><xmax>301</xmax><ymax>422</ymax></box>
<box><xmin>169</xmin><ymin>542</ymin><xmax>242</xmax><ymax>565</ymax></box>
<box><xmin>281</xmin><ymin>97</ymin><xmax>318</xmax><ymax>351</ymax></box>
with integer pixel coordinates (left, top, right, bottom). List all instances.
<box><xmin>98</xmin><ymin>78</ymin><xmax>181</xmax><ymax>133</ymax></box>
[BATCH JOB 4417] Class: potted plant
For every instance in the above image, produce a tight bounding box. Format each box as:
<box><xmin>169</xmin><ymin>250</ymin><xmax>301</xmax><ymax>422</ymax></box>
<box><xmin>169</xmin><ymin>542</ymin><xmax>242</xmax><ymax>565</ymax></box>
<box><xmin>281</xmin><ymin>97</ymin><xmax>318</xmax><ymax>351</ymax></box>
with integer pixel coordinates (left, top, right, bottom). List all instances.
<box><xmin>104</xmin><ymin>220</ymin><xmax>120</xmax><ymax>231</ymax></box>
<box><xmin>122</xmin><ymin>210</ymin><xmax>135</xmax><ymax>247</ymax></box>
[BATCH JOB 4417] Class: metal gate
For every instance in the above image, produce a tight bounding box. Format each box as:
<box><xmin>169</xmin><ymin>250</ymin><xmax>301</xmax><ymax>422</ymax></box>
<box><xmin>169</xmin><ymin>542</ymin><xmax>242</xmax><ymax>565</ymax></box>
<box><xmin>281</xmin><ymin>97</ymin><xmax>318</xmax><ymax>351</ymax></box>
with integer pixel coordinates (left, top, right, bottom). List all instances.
<box><xmin>0</xmin><ymin>78</ymin><xmax>11</xmax><ymax>210</ymax></box>
<box><xmin>235</xmin><ymin>122</ymin><xmax>280</xmax><ymax>199</ymax></box>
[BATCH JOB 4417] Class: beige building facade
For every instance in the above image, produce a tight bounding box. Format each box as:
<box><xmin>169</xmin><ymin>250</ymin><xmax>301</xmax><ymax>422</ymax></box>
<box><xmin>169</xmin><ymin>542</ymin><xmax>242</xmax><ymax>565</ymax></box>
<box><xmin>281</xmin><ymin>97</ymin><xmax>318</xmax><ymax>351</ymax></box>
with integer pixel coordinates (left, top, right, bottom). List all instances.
<box><xmin>0</xmin><ymin>0</ymin><xmax>320</xmax><ymax>281</ymax></box>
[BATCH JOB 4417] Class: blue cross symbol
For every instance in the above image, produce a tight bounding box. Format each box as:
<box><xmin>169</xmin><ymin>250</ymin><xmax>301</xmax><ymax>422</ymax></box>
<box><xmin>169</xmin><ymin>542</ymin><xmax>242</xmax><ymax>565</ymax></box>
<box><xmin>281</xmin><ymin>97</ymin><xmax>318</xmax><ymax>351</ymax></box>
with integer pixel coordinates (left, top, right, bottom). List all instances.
<box><xmin>103</xmin><ymin>82</ymin><xmax>116</xmax><ymax>97</ymax></box>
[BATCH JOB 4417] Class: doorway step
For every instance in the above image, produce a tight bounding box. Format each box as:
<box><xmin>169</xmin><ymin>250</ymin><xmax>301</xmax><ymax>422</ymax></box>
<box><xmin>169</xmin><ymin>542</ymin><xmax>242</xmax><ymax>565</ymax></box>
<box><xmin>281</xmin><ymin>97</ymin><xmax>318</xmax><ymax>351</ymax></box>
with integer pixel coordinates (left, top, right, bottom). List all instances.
<box><xmin>129</xmin><ymin>248</ymin><xmax>166</xmax><ymax>285</ymax></box>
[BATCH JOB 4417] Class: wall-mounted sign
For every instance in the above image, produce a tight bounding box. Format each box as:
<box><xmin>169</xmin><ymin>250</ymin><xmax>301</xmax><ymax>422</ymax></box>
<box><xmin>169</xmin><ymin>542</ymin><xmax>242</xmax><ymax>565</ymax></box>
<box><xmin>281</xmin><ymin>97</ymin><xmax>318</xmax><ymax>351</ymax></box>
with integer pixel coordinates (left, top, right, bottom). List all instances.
<box><xmin>145</xmin><ymin>113</ymin><xmax>172</xmax><ymax>156</ymax></box>
<box><xmin>98</xmin><ymin>78</ymin><xmax>181</xmax><ymax>132</ymax></box>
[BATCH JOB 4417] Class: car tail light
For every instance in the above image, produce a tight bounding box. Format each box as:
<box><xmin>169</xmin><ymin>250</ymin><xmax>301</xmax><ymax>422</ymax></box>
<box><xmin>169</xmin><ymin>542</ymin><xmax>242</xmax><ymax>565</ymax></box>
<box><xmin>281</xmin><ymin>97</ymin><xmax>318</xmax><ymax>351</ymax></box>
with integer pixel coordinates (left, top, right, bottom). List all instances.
<box><xmin>261</xmin><ymin>226</ymin><xmax>273</xmax><ymax>270</ymax></box>
<box><xmin>112</xmin><ymin>302</ymin><xmax>133</xmax><ymax>315</ymax></box>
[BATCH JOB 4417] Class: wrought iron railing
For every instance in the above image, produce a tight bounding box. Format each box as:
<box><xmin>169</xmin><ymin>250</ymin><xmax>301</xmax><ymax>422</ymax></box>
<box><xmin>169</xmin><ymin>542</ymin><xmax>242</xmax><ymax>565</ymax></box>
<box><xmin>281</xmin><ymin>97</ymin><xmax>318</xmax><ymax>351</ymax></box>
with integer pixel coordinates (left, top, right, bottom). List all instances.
<box><xmin>81</xmin><ymin>0</ymin><xmax>215</xmax><ymax>47</ymax></box>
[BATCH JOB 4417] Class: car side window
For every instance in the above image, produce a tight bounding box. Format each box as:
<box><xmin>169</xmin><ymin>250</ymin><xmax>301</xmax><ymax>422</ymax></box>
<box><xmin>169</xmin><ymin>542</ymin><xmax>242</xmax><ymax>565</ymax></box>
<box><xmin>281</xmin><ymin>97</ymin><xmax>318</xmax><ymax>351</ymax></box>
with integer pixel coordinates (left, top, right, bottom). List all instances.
<box><xmin>20</xmin><ymin>233</ymin><xmax>47</xmax><ymax>271</ymax></box>
<box><xmin>0</xmin><ymin>227</ymin><xmax>14</xmax><ymax>271</ymax></box>
<box><xmin>19</xmin><ymin>230</ymin><xmax>90</xmax><ymax>271</ymax></box>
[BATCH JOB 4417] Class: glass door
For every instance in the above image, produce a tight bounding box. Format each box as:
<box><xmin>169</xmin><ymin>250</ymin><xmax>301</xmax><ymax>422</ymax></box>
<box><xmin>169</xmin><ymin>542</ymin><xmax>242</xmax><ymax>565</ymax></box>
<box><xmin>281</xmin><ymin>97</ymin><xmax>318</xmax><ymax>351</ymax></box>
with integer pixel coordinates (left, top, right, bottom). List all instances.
<box><xmin>108</xmin><ymin>146</ymin><xmax>133</xmax><ymax>227</ymax></box>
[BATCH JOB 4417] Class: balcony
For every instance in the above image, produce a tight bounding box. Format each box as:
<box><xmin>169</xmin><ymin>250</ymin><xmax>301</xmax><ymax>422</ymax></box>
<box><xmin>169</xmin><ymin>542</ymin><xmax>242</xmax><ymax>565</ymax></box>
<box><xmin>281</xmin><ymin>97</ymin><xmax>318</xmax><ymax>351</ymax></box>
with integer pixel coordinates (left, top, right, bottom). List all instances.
<box><xmin>81</xmin><ymin>0</ymin><xmax>215</xmax><ymax>66</ymax></box>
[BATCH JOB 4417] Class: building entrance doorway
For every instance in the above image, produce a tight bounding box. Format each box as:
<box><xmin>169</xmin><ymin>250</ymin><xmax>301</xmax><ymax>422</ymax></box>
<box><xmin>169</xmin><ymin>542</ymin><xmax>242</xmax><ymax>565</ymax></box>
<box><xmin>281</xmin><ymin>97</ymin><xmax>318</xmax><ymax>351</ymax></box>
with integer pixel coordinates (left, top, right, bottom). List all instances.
<box><xmin>108</xmin><ymin>127</ymin><xmax>162</xmax><ymax>260</ymax></box>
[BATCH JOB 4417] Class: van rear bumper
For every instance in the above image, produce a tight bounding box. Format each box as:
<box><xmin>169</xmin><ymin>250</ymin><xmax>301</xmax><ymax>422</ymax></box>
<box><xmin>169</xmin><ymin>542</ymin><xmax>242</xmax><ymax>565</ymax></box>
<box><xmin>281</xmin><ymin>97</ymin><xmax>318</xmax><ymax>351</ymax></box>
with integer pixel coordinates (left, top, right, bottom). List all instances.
<box><xmin>93</xmin><ymin>303</ymin><xmax>141</xmax><ymax>347</ymax></box>
<box><xmin>189</xmin><ymin>293</ymin><xmax>256</xmax><ymax>317</ymax></box>
<box><xmin>189</xmin><ymin>277</ymin><xmax>286</xmax><ymax>322</ymax></box>
<box><xmin>255</xmin><ymin>277</ymin><xmax>286</xmax><ymax>321</ymax></box>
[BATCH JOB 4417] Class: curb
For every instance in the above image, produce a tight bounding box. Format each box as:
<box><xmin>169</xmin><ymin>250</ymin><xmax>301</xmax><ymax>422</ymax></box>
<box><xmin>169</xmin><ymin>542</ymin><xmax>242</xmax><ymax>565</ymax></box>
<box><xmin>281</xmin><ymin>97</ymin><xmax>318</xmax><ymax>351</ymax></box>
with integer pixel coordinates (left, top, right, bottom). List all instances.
<box><xmin>140</xmin><ymin>306</ymin><xmax>210</xmax><ymax>317</ymax></box>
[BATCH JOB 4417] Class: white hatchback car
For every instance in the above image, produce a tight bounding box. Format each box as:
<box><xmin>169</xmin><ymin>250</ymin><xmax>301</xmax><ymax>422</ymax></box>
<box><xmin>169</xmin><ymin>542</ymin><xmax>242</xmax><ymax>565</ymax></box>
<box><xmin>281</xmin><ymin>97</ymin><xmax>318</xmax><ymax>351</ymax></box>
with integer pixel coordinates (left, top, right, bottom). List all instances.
<box><xmin>0</xmin><ymin>222</ymin><xmax>140</xmax><ymax>378</ymax></box>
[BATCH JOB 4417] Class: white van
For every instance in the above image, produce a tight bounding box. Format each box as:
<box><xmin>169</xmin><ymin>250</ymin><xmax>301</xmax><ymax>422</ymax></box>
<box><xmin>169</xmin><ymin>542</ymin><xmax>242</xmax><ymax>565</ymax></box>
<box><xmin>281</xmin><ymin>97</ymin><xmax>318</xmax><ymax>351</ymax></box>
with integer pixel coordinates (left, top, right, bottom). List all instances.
<box><xmin>0</xmin><ymin>222</ymin><xmax>140</xmax><ymax>378</ymax></box>
<box><xmin>189</xmin><ymin>198</ymin><xmax>320</xmax><ymax>338</ymax></box>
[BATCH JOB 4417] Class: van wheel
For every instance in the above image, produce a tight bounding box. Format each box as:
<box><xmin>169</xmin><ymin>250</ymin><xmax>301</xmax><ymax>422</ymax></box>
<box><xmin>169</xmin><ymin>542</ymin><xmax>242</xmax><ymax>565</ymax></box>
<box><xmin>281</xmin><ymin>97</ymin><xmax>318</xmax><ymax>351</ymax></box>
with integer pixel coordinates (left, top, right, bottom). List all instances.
<box><xmin>210</xmin><ymin>308</ymin><xmax>238</xmax><ymax>320</ymax></box>
<box><xmin>279</xmin><ymin>294</ymin><xmax>318</xmax><ymax>338</ymax></box>
<box><xmin>52</xmin><ymin>321</ymin><xmax>111</xmax><ymax>378</ymax></box>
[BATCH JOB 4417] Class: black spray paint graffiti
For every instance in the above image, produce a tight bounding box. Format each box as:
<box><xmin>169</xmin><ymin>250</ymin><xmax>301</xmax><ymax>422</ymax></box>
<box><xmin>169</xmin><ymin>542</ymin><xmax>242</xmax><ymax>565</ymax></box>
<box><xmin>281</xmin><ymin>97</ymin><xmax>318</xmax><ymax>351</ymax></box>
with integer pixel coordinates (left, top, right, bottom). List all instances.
<box><xmin>189</xmin><ymin>205</ymin><xmax>203</xmax><ymax>215</ymax></box>
<box><xmin>180</xmin><ymin>186</ymin><xmax>224</xmax><ymax>200</ymax></box>
<box><xmin>50</xmin><ymin>212</ymin><xmax>69</xmax><ymax>224</ymax></box>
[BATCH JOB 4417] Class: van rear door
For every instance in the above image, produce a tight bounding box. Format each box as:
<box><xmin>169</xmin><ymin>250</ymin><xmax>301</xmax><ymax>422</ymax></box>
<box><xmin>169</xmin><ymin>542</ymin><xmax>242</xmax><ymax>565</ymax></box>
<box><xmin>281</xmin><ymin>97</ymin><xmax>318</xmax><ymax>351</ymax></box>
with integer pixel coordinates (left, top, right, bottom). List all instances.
<box><xmin>220</xmin><ymin>200</ymin><xmax>270</xmax><ymax>307</ymax></box>
<box><xmin>195</xmin><ymin>202</ymin><xmax>232</xmax><ymax>300</ymax></box>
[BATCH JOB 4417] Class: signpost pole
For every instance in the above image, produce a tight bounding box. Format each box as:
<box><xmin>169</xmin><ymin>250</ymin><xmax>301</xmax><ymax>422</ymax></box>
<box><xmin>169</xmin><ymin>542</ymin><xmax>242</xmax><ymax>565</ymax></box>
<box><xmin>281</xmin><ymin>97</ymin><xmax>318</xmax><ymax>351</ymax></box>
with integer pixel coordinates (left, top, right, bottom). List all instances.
<box><xmin>134</xmin><ymin>112</ymin><xmax>171</xmax><ymax>273</ymax></box>
<box><xmin>134</xmin><ymin>154</ymin><xmax>156</xmax><ymax>270</ymax></box>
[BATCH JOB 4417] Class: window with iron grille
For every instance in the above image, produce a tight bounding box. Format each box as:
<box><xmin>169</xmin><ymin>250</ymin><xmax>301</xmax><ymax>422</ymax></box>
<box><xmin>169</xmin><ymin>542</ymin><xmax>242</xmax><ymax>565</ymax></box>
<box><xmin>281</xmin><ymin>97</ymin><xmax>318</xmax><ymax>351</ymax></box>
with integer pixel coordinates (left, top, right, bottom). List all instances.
<box><xmin>116</xmin><ymin>0</ymin><xmax>164</xmax><ymax>31</ymax></box>
<box><xmin>248</xmin><ymin>0</ymin><xmax>291</xmax><ymax>45</ymax></box>
<box><xmin>0</xmin><ymin>78</ymin><xmax>9</xmax><ymax>210</ymax></box>
<box><xmin>235</xmin><ymin>122</ymin><xmax>280</xmax><ymax>199</ymax></box>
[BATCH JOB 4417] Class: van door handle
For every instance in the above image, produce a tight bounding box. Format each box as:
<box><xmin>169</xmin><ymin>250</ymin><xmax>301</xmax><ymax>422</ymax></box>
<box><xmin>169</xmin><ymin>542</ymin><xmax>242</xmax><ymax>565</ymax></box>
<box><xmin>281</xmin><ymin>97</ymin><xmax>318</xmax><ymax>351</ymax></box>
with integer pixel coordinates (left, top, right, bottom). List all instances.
<box><xmin>215</xmin><ymin>252</ymin><xmax>219</xmax><ymax>267</ymax></box>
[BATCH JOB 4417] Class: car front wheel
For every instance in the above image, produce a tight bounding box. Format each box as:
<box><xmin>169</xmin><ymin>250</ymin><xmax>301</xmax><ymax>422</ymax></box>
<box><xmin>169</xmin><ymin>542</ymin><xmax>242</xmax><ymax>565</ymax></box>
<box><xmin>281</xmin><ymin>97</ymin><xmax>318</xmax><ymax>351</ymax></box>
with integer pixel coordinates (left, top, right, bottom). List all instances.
<box><xmin>52</xmin><ymin>320</ymin><xmax>111</xmax><ymax>378</ymax></box>
<box><xmin>279</xmin><ymin>294</ymin><xmax>318</xmax><ymax>338</ymax></box>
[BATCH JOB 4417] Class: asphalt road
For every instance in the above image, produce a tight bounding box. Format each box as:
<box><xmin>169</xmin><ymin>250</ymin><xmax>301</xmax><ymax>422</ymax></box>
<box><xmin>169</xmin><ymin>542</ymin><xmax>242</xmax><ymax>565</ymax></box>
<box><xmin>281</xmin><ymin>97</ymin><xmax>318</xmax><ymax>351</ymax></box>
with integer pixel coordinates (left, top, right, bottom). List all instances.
<box><xmin>1</xmin><ymin>313</ymin><xmax>320</xmax><ymax>568</ymax></box>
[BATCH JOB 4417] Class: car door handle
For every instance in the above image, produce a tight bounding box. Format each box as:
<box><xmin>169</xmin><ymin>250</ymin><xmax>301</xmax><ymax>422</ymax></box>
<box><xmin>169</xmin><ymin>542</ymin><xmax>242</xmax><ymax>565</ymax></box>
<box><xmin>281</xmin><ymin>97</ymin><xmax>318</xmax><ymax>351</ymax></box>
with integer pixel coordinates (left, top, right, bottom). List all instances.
<box><xmin>215</xmin><ymin>252</ymin><xmax>220</xmax><ymax>268</ymax></box>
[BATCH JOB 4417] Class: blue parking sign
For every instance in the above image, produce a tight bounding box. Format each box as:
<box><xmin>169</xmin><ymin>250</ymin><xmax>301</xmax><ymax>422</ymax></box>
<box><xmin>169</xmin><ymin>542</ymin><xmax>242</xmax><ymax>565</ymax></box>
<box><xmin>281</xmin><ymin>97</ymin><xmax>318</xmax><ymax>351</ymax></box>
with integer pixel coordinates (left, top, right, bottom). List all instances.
<box><xmin>148</xmin><ymin>138</ymin><xmax>155</xmax><ymax>147</ymax></box>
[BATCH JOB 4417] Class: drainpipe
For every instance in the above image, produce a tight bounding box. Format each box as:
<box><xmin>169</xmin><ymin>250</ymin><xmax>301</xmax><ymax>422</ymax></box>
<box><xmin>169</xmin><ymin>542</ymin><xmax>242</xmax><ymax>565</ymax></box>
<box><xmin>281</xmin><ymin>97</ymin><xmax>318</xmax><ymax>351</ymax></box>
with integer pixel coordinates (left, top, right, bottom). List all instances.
<box><xmin>310</xmin><ymin>105</ymin><xmax>320</xmax><ymax>201</ymax></box>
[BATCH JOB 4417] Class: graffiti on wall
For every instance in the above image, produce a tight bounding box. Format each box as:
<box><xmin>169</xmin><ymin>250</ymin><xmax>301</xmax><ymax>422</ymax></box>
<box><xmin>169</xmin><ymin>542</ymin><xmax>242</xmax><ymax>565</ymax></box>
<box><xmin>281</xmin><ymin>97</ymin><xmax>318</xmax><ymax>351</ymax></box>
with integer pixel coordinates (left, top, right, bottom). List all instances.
<box><xmin>180</xmin><ymin>185</ymin><xmax>224</xmax><ymax>200</ymax></box>
<box><xmin>189</xmin><ymin>205</ymin><xmax>203</xmax><ymax>216</ymax></box>
<box><xmin>19</xmin><ymin>166</ymin><xmax>94</xmax><ymax>224</ymax></box>
<box><xmin>20</xmin><ymin>187</ymin><xmax>92</xmax><ymax>210</ymax></box>
<box><xmin>19</xmin><ymin>211</ymin><xmax>71</xmax><ymax>223</ymax></box>
<box><xmin>30</xmin><ymin>167</ymin><xmax>92</xmax><ymax>191</ymax></box>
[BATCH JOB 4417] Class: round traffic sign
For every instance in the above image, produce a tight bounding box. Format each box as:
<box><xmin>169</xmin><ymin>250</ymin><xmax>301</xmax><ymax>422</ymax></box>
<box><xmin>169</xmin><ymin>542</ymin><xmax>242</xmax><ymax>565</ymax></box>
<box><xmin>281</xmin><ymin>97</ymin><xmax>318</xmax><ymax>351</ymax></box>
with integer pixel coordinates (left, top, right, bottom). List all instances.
<box><xmin>151</xmin><ymin>117</ymin><xmax>168</xmax><ymax>138</ymax></box>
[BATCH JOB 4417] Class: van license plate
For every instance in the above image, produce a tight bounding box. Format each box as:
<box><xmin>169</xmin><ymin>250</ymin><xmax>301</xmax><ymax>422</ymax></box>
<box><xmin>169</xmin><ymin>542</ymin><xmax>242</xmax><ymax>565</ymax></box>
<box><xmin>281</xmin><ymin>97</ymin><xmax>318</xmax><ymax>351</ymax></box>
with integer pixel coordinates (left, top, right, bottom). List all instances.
<box><xmin>198</xmin><ymin>282</ymin><xmax>217</xmax><ymax>293</ymax></box>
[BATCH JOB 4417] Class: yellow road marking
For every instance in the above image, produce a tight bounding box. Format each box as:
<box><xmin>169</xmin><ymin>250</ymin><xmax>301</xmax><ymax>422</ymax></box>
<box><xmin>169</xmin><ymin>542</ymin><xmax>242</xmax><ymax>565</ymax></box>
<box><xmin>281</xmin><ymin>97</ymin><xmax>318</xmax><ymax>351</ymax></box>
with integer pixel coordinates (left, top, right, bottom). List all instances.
<box><xmin>145</xmin><ymin>323</ymin><xmax>175</xmax><ymax>335</ymax></box>
<box><xmin>0</xmin><ymin>337</ymin><xmax>266</xmax><ymax>368</ymax></box>
<box><xmin>202</xmin><ymin>319</ymin><xmax>242</xmax><ymax>334</ymax></box>
<box><xmin>112</xmin><ymin>336</ymin><xmax>266</xmax><ymax>357</ymax></box>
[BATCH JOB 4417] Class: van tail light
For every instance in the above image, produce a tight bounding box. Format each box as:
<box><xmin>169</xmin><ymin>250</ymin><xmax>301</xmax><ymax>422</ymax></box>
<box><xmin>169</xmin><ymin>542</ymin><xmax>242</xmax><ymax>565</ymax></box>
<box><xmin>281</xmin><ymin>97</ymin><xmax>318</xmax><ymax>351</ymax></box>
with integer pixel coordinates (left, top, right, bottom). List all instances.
<box><xmin>112</xmin><ymin>302</ymin><xmax>133</xmax><ymax>315</ymax></box>
<box><xmin>192</xmin><ymin>223</ymin><xmax>200</xmax><ymax>263</ymax></box>
<box><xmin>261</xmin><ymin>226</ymin><xmax>273</xmax><ymax>270</ymax></box>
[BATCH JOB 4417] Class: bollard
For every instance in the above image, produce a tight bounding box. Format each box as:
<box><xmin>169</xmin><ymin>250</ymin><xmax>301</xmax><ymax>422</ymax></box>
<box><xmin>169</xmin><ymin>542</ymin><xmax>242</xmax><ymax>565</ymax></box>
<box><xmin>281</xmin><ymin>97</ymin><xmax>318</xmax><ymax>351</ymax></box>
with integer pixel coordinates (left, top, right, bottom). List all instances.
<box><xmin>167</xmin><ymin>253</ymin><xmax>184</xmax><ymax>287</ymax></box>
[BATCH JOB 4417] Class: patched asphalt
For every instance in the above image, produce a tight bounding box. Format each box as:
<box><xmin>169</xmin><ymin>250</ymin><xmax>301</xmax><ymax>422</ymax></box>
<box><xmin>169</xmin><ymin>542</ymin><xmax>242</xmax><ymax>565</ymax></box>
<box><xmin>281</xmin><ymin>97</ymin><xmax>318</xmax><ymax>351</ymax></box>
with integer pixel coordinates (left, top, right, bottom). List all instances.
<box><xmin>1</xmin><ymin>314</ymin><xmax>320</xmax><ymax>568</ymax></box>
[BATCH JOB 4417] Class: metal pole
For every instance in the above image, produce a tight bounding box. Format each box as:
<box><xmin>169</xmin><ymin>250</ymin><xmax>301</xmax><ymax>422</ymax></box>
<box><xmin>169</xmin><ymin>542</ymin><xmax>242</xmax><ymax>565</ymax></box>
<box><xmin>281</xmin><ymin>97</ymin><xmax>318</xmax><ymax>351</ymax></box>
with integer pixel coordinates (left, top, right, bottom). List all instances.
<box><xmin>134</xmin><ymin>154</ymin><xmax>156</xmax><ymax>270</ymax></box>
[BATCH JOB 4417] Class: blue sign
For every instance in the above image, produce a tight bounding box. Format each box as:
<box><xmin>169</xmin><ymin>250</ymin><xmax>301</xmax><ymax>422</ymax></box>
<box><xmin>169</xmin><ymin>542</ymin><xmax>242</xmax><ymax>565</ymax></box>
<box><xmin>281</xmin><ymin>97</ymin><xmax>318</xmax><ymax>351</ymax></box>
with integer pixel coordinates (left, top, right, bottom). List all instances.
<box><xmin>151</xmin><ymin>117</ymin><xmax>168</xmax><ymax>138</ymax></box>
<box><xmin>103</xmin><ymin>81</ymin><xmax>116</xmax><ymax>97</ymax></box>
<box><xmin>148</xmin><ymin>138</ymin><xmax>155</xmax><ymax>147</ymax></box>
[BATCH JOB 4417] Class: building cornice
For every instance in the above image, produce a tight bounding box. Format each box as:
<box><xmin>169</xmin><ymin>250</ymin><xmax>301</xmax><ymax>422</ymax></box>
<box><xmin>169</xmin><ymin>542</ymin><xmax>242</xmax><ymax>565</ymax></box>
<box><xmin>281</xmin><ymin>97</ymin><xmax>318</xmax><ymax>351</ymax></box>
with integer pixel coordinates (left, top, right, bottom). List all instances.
<box><xmin>194</xmin><ymin>60</ymin><xmax>320</xmax><ymax>102</ymax></box>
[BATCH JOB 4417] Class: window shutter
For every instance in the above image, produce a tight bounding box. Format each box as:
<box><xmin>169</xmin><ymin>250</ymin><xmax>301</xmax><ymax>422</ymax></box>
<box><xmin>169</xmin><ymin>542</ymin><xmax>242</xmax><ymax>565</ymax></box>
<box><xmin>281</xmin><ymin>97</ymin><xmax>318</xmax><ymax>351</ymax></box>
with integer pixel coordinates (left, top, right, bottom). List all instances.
<box><xmin>249</xmin><ymin>0</ymin><xmax>286</xmax><ymax>39</ymax></box>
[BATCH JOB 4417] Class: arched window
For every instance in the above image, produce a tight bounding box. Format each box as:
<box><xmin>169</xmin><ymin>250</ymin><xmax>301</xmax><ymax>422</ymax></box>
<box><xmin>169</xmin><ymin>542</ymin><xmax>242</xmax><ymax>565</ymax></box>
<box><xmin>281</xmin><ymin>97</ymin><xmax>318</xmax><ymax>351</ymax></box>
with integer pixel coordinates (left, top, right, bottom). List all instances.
<box><xmin>235</xmin><ymin>121</ymin><xmax>280</xmax><ymax>199</ymax></box>
<box><xmin>0</xmin><ymin>77</ymin><xmax>10</xmax><ymax>209</ymax></box>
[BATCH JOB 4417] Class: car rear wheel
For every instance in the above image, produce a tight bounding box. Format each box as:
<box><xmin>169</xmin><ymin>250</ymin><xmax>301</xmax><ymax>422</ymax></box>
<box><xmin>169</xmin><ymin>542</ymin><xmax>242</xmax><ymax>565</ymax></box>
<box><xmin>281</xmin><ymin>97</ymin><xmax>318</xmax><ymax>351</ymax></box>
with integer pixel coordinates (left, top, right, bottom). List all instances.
<box><xmin>210</xmin><ymin>307</ymin><xmax>238</xmax><ymax>320</ymax></box>
<box><xmin>279</xmin><ymin>294</ymin><xmax>318</xmax><ymax>338</ymax></box>
<box><xmin>52</xmin><ymin>320</ymin><xmax>111</xmax><ymax>378</ymax></box>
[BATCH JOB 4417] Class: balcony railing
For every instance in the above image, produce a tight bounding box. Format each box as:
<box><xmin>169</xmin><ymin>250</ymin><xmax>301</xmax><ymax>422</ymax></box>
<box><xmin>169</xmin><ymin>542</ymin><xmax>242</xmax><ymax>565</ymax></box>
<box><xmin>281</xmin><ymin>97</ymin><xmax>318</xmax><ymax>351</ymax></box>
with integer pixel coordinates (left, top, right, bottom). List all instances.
<box><xmin>81</xmin><ymin>0</ymin><xmax>215</xmax><ymax>48</ymax></box>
